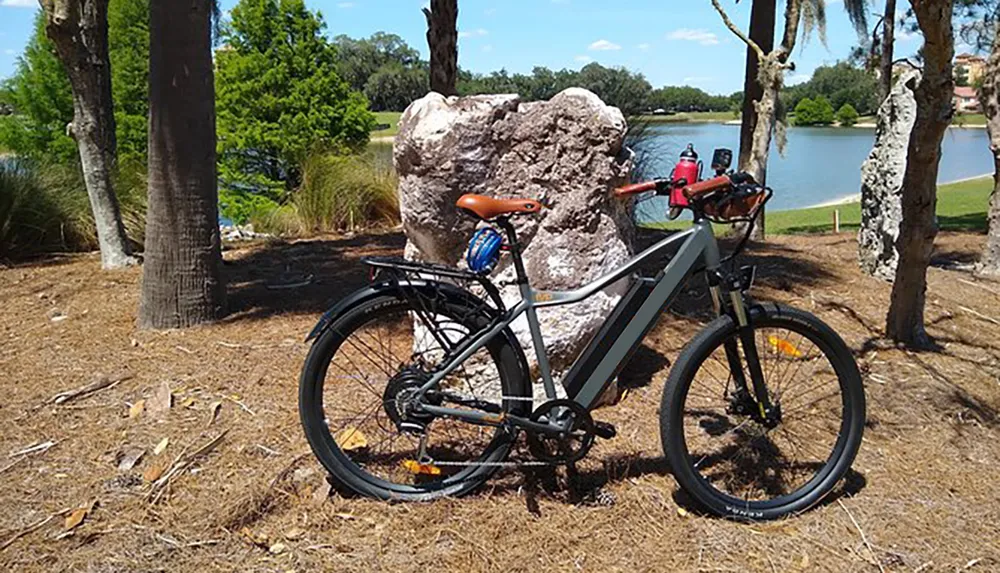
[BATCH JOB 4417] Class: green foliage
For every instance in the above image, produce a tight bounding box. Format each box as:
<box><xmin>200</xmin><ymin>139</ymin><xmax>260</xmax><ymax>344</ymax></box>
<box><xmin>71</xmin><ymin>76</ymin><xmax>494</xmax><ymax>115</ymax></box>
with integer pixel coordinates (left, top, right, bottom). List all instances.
<box><xmin>783</xmin><ymin>62</ymin><xmax>880</xmax><ymax>117</ymax></box>
<box><xmin>459</xmin><ymin>63</ymin><xmax>652</xmax><ymax>116</ymax></box>
<box><xmin>293</xmin><ymin>151</ymin><xmax>399</xmax><ymax>233</ymax></box>
<box><xmin>216</xmin><ymin>0</ymin><xmax>376</xmax><ymax>194</ymax></box>
<box><xmin>648</xmin><ymin>86</ymin><xmax>739</xmax><ymax>113</ymax></box>
<box><xmin>0</xmin><ymin>14</ymin><xmax>76</xmax><ymax>162</ymax></box>
<box><xmin>955</xmin><ymin>65</ymin><xmax>970</xmax><ymax>87</ymax></box>
<box><xmin>793</xmin><ymin>96</ymin><xmax>835</xmax><ymax>126</ymax></box>
<box><xmin>836</xmin><ymin>103</ymin><xmax>860</xmax><ymax>126</ymax></box>
<box><xmin>333</xmin><ymin>32</ymin><xmax>422</xmax><ymax>92</ymax></box>
<box><xmin>219</xmin><ymin>187</ymin><xmax>280</xmax><ymax>225</ymax></box>
<box><xmin>108</xmin><ymin>0</ymin><xmax>150</xmax><ymax>159</ymax></box>
<box><xmin>364</xmin><ymin>63</ymin><xmax>428</xmax><ymax>112</ymax></box>
<box><xmin>0</xmin><ymin>158</ymin><xmax>146</xmax><ymax>258</ymax></box>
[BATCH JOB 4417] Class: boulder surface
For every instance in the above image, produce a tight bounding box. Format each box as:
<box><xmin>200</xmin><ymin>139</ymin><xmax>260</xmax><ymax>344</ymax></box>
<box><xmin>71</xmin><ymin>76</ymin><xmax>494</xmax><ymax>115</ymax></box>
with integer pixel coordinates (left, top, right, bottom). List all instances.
<box><xmin>394</xmin><ymin>88</ymin><xmax>634</xmax><ymax>383</ymax></box>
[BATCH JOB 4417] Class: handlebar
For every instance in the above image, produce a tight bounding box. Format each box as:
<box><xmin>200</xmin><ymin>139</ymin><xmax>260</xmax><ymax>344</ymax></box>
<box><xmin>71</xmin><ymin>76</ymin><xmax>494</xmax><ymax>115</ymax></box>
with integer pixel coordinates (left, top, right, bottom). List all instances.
<box><xmin>614</xmin><ymin>172</ymin><xmax>758</xmax><ymax>200</ymax></box>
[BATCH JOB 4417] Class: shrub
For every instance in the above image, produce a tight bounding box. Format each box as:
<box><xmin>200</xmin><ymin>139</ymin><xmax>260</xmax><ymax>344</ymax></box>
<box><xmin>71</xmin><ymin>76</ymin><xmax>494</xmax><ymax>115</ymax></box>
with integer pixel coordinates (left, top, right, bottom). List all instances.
<box><xmin>293</xmin><ymin>151</ymin><xmax>399</xmax><ymax>234</ymax></box>
<box><xmin>836</xmin><ymin>103</ymin><xmax>860</xmax><ymax>126</ymax></box>
<box><xmin>793</xmin><ymin>96</ymin><xmax>835</xmax><ymax>126</ymax></box>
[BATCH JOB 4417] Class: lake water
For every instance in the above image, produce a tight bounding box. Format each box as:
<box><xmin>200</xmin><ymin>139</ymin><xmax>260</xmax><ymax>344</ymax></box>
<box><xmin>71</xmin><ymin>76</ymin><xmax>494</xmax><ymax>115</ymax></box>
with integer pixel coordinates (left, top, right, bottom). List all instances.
<box><xmin>633</xmin><ymin>123</ymin><xmax>994</xmax><ymax>222</ymax></box>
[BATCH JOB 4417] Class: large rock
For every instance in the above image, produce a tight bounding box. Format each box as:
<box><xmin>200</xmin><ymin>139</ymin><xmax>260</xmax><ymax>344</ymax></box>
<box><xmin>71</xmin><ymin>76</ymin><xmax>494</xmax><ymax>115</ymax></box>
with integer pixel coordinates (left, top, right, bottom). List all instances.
<box><xmin>858</xmin><ymin>71</ymin><xmax>920</xmax><ymax>281</ymax></box>
<box><xmin>394</xmin><ymin>88</ymin><xmax>634</xmax><ymax>383</ymax></box>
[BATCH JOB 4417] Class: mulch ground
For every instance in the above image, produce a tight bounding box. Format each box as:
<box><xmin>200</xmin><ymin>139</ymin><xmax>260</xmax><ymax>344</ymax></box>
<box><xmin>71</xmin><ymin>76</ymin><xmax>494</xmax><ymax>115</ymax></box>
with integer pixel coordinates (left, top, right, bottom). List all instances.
<box><xmin>1</xmin><ymin>229</ymin><xmax>998</xmax><ymax>572</ymax></box>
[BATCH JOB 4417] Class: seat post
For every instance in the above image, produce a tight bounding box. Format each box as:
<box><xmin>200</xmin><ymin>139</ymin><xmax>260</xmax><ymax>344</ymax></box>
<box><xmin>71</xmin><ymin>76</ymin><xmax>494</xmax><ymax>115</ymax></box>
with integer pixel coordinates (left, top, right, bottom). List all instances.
<box><xmin>495</xmin><ymin>217</ymin><xmax>529</xmax><ymax>285</ymax></box>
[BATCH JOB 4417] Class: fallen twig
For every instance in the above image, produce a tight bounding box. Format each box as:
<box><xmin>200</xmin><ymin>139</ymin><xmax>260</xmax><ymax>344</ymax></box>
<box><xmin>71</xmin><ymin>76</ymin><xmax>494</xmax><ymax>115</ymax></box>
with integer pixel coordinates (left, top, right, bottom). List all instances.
<box><xmin>0</xmin><ymin>508</ymin><xmax>72</xmax><ymax>551</ymax></box>
<box><xmin>1</xmin><ymin>440</ymin><xmax>58</xmax><ymax>475</ymax></box>
<box><xmin>838</xmin><ymin>499</ymin><xmax>884</xmax><ymax>573</ymax></box>
<box><xmin>958</xmin><ymin>306</ymin><xmax>1000</xmax><ymax>327</ymax></box>
<box><xmin>147</xmin><ymin>430</ymin><xmax>229</xmax><ymax>503</ymax></box>
<box><xmin>48</xmin><ymin>373</ymin><xmax>133</xmax><ymax>405</ymax></box>
<box><xmin>224</xmin><ymin>395</ymin><xmax>256</xmax><ymax>416</ymax></box>
<box><xmin>958</xmin><ymin>278</ymin><xmax>1000</xmax><ymax>297</ymax></box>
<box><xmin>266</xmin><ymin>274</ymin><xmax>314</xmax><ymax>290</ymax></box>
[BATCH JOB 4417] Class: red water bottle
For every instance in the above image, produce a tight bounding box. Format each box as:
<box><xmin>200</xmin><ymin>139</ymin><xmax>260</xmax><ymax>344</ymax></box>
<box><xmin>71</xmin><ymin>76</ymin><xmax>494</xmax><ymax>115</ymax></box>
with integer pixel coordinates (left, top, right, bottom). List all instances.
<box><xmin>670</xmin><ymin>144</ymin><xmax>701</xmax><ymax>209</ymax></box>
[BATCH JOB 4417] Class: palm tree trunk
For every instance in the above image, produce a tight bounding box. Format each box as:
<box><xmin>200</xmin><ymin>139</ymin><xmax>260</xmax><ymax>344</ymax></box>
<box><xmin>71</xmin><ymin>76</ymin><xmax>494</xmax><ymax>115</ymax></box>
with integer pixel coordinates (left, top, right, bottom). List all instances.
<box><xmin>422</xmin><ymin>0</ymin><xmax>458</xmax><ymax>96</ymax></box>
<box><xmin>977</xmin><ymin>28</ymin><xmax>1000</xmax><ymax>273</ymax></box>
<box><xmin>885</xmin><ymin>0</ymin><xmax>954</xmax><ymax>346</ymax></box>
<box><xmin>139</xmin><ymin>0</ymin><xmax>225</xmax><ymax>329</ymax></box>
<box><xmin>879</xmin><ymin>0</ymin><xmax>897</xmax><ymax>101</ymax></box>
<box><xmin>40</xmin><ymin>0</ymin><xmax>135</xmax><ymax>269</ymax></box>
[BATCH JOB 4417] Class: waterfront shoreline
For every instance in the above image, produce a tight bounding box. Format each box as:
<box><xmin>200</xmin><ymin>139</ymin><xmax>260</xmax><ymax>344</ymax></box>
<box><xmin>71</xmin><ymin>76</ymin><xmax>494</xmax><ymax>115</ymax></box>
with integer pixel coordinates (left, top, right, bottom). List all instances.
<box><xmin>800</xmin><ymin>173</ymin><xmax>994</xmax><ymax>210</ymax></box>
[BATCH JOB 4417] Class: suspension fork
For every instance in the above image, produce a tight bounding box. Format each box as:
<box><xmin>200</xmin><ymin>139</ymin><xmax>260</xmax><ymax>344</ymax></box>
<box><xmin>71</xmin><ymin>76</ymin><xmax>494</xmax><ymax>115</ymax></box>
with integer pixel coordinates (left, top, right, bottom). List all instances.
<box><xmin>710</xmin><ymin>269</ymin><xmax>774</xmax><ymax>421</ymax></box>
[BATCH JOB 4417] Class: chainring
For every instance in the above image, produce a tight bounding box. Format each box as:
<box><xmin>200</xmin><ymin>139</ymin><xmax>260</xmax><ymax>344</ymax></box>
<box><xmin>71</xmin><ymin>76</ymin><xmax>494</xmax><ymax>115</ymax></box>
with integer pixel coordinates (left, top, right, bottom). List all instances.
<box><xmin>526</xmin><ymin>399</ymin><xmax>595</xmax><ymax>464</ymax></box>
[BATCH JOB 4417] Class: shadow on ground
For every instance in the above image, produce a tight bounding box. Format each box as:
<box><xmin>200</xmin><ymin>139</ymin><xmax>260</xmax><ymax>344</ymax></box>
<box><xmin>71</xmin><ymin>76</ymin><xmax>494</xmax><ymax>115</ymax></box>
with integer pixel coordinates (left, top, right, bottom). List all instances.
<box><xmin>224</xmin><ymin>232</ymin><xmax>406</xmax><ymax>322</ymax></box>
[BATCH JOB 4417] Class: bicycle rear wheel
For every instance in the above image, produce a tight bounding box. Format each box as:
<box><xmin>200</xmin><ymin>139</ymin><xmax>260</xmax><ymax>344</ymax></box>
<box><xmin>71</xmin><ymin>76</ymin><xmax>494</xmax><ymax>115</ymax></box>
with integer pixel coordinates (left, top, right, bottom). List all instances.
<box><xmin>660</xmin><ymin>303</ymin><xmax>865</xmax><ymax>520</ymax></box>
<box><xmin>299</xmin><ymin>285</ymin><xmax>530</xmax><ymax>500</ymax></box>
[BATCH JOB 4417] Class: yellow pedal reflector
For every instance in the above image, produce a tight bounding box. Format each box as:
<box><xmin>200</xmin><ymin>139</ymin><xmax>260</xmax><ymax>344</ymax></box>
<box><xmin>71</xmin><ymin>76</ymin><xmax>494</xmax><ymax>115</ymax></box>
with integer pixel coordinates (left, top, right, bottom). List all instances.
<box><xmin>334</xmin><ymin>427</ymin><xmax>369</xmax><ymax>452</ymax></box>
<box><xmin>768</xmin><ymin>336</ymin><xmax>803</xmax><ymax>358</ymax></box>
<box><xmin>402</xmin><ymin>460</ymin><xmax>442</xmax><ymax>476</ymax></box>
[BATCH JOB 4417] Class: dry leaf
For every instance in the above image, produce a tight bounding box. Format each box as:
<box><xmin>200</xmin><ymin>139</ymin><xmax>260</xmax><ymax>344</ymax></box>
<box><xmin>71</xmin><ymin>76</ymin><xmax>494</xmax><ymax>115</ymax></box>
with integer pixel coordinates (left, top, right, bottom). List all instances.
<box><xmin>180</xmin><ymin>397</ymin><xmax>195</xmax><ymax>409</ymax></box>
<box><xmin>269</xmin><ymin>542</ymin><xmax>287</xmax><ymax>555</ymax></box>
<box><xmin>128</xmin><ymin>400</ymin><xmax>145</xmax><ymax>419</ymax></box>
<box><xmin>208</xmin><ymin>401</ymin><xmax>222</xmax><ymax>426</ymax></box>
<box><xmin>143</xmin><ymin>460</ymin><xmax>167</xmax><ymax>482</ymax></box>
<box><xmin>284</xmin><ymin>527</ymin><xmax>305</xmax><ymax>541</ymax></box>
<box><xmin>240</xmin><ymin>527</ymin><xmax>269</xmax><ymax>547</ymax></box>
<box><xmin>64</xmin><ymin>500</ymin><xmax>96</xmax><ymax>531</ymax></box>
<box><xmin>334</xmin><ymin>427</ymin><xmax>368</xmax><ymax>452</ymax></box>
<box><xmin>117</xmin><ymin>448</ymin><xmax>145</xmax><ymax>471</ymax></box>
<box><xmin>153</xmin><ymin>437</ymin><xmax>169</xmax><ymax>456</ymax></box>
<box><xmin>676</xmin><ymin>507</ymin><xmax>689</xmax><ymax>518</ymax></box>
<box><xmin>147</xmin><ymin>382</ymin><xmax>173</xmax><ymax>417</ymax></box>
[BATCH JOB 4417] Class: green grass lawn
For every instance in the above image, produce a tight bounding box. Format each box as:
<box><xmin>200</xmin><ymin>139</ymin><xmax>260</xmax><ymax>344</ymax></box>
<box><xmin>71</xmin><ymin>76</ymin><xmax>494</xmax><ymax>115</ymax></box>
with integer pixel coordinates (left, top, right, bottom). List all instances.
<box><xmin>638</xmin><ymin>111</ymin><xmax>740</xmax><ymax>124</ymax></box>
<box><xmin>372</xmin><ymin>111</ymin><xmax>402</xmax><ymax>137</ymax></box>
<box><xmin>646</xmin><ymin>176</ymin><xmax>995</xmax><ymax>235</ymax></box>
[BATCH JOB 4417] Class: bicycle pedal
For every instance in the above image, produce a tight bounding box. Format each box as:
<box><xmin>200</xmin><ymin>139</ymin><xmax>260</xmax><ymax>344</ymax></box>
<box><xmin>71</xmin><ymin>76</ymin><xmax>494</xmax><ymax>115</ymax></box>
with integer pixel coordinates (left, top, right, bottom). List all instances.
<box><xmin>593</xmin><ymin>421</ymin><xmax>616</xmax><ymax>440</ymax></box>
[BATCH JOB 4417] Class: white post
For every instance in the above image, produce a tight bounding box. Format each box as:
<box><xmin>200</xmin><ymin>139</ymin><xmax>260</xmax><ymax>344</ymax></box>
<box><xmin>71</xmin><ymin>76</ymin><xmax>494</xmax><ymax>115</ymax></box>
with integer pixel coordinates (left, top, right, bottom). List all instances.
<box><xmin>833</xmin><ymin>209</ymin><xmax>841</xmax><ymax>234</ymax></box>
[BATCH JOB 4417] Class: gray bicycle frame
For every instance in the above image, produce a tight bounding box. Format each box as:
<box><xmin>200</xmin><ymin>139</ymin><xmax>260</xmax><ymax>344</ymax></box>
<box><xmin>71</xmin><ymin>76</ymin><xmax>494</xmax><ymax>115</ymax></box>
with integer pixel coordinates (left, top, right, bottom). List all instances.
<box><xmin>417</xmin><ymin>219</ymin><xmax>726</xmax><ymax>425</ymax></box>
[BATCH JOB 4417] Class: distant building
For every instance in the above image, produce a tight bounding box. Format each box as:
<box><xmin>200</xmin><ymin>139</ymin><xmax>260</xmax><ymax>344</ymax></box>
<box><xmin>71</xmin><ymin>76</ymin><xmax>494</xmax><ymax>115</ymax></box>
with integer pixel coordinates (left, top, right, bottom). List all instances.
<box><xmin>955</xmin><ymin>53</ymin><xmax>986</xmax><ymax>86</ymax></box>
<box><xmin>953</xmin><ymin>86</ymin><xmax>981</xmax><ymax>113</ymax></box>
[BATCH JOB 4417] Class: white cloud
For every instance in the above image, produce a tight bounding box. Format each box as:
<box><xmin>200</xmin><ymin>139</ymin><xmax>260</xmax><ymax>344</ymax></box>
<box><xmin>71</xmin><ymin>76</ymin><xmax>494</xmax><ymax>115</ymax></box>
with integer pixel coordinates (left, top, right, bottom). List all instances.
<box><xmin>637</xmin><ymin>43</ymin><xmax>651</xmax><ymax>51</ymax></box>
<box><xmin>574</xmin><ymin>55</ymin><xmax>593</xmax><ymax>63</ymax></box>
<box><xmin>0</xmin><ymin>0</ymin><xmax>35</xmax><ymax>7</ymax></box>
<box><xmin>588</xmin><ymin>39</ymin><xmax>621</xmax><ymax>51</ymax></box>
<box><xmin>668</xmin><ymin>28</ymin><xmax>720</xmax><ymax>46</ymax></box>
<box><xmin>459</xmin><ymin>28</ymin><xmax>489</xmax><ymax>39</ymax></box>
<box><xmin>482</xmin><ymin>44</ymin><xmax>493</xmax><ymax>53</ymax></box>
<box><xmin>336</xmin><ymin>2</ymin><xmax>354</xmax><ymax>7</ymax></box>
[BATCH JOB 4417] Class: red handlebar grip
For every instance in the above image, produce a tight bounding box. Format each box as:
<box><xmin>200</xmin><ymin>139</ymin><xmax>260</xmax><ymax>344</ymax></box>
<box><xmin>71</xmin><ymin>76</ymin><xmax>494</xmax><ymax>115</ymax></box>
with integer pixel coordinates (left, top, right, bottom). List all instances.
<box><xmin>614</xmin><ymin>181</ymin><xmax>658</xmax><ymax>197</ymax></box>
<box><xmin>683</xmin><ymin>175</ymin><xmax>732</xmax><ymax>199</ymax></box>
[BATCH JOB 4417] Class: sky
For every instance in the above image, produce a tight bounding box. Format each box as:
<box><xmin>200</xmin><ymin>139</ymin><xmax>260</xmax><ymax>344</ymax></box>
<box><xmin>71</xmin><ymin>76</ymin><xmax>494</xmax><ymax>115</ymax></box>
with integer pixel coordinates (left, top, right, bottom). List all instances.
<box><xmin>0</xmin><ymin>0</ymin><xmax>930</xmax><ymax>94</ymax></box>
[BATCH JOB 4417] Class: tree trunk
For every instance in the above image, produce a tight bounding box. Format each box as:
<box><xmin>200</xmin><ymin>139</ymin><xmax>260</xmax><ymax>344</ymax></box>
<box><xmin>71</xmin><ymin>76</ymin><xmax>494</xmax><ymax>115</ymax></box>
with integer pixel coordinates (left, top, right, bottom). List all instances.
<box><xmin>879</xmin><ymin>0</ymin><xmax>897</xmax><ymax>101</ymax></box>
<box><xmin>977</xmin><ymin>28</ymin><xmax>1000</xmax><ymax>273</ymax></box>
<box><xmin>138</xmin><ymin>0</ymin><xmax>225</xmax><ymax>329</ymax></box>
<box><xmin>422</xmin><ymin>0</ymin><xmax>458</xmax><ymax>96</ymax></box>
<box><xmin>885</xmin><ymin>0</ymin><xmax>954</xmax><ymax>347</ymax></box>
<box><xmin>40</xmin><ymin>0</ymin><xmax>135</xmax><ymax>269</ymax></box>
<box><xmin>738</xmin><ymin>0</ymin><xmax>777</xmax><ymax>170</ymax></box>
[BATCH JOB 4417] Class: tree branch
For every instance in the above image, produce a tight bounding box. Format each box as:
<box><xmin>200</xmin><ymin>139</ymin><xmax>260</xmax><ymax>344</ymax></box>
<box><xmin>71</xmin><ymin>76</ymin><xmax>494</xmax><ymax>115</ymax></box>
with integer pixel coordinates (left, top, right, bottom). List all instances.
<box><xmin>710</xmin><ymin>0</ymin><xmax>765</xmax><ymax>60</ymax></box>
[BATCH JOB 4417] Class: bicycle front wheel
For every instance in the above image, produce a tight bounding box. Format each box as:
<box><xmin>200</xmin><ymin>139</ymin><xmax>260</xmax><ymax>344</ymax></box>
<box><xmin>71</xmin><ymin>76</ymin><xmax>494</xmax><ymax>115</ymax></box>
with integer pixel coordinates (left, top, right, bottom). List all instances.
<box><xmin>660</xmin><ymin>302</ymin><xmax>865</xmax><ymax>520</ymax></box>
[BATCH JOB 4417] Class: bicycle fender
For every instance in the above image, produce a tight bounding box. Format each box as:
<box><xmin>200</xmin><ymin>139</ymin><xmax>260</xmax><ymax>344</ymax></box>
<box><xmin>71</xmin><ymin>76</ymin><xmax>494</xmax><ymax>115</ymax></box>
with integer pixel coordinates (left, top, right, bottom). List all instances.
<box><xmin>303</xmin><ymin>282</ymin><xmax>529</xmax><ymax>375</ymax></box>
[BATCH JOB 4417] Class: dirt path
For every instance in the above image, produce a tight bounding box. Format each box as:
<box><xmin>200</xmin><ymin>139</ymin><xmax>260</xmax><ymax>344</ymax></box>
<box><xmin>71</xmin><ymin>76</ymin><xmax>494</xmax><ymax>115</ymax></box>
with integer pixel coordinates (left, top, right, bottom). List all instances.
<box><xmin>1</xmin><ymin>231</ymin><xmax>998</xmax><ymax>571</ymax></box>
